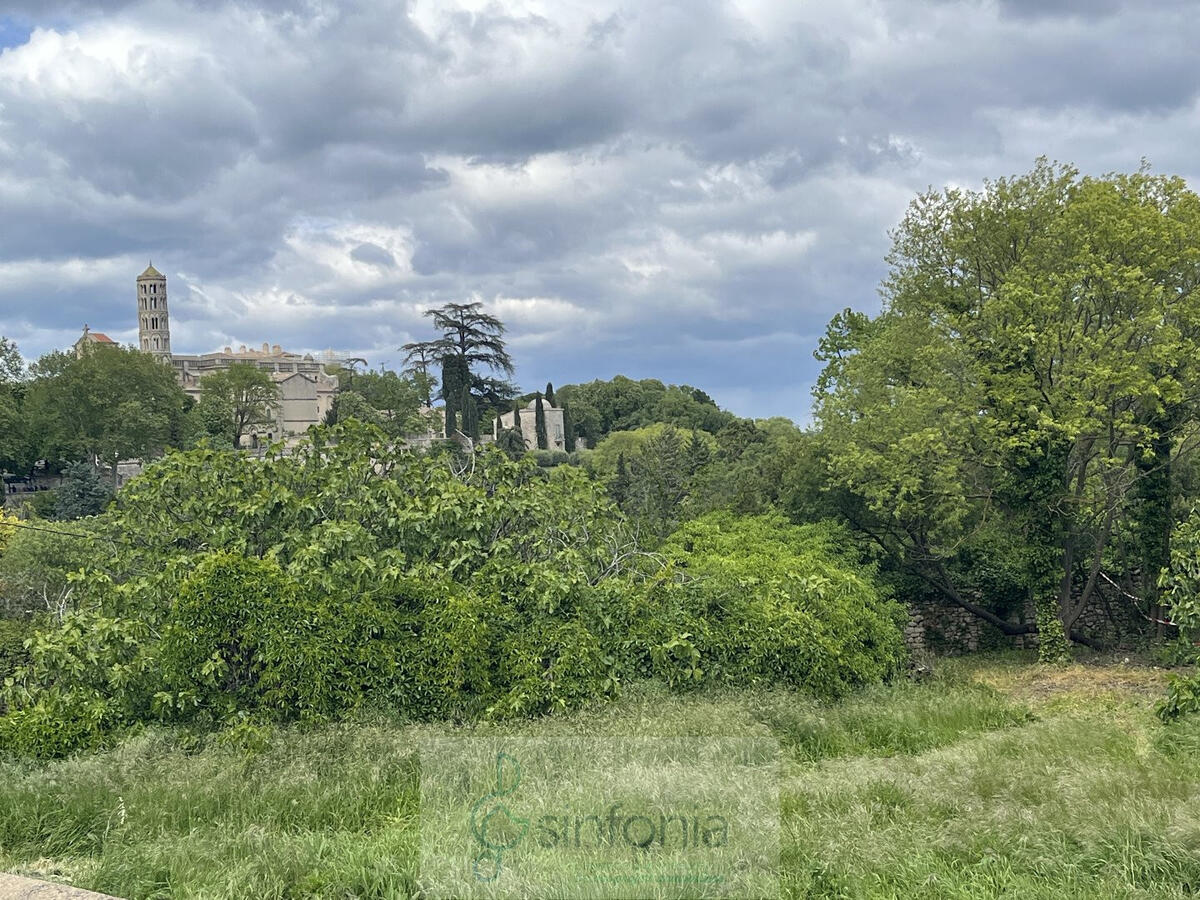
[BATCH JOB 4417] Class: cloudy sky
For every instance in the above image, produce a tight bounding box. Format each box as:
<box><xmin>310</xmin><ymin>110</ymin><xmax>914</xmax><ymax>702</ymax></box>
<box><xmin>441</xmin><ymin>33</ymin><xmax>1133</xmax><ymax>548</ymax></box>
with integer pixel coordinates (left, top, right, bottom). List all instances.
<box><xmin>1</xmin><ymin>0</ymin><xmax>1197</xmax><ymax>420</ymax></box>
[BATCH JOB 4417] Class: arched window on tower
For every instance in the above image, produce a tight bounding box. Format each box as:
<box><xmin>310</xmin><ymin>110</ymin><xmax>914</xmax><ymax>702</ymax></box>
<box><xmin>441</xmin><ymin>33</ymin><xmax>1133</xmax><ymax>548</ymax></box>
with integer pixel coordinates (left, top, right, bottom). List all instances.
<box><xmin>153</xmin><ymin>337</ymin><xmax>159</xmax><ymax>349</ymax></box>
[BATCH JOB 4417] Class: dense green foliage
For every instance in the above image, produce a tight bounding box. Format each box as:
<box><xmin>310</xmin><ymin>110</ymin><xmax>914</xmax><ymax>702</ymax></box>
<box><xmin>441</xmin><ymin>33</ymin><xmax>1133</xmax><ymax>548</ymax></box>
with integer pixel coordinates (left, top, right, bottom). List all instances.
<box><xmin>816</xmin><ymin>160</ymin><xmax>1200</xmax><ymax>657</ymax></box>
<box><xmin>0</xmin><ymin>617</ymin><xmax>32</xmax><ymax>687</ymax></box>
<box><xmin>0</xmin><ymin>423</ymin><xmax>903</xmax><ymax>758</ymax></box>
<box><xmin>23</xmin><ymin>345</ymin><xmax>194</xmax><ymax>481</ymax></box>
<box><xmin>631</xmin><ymin>513</ymin><xmax>906</xmax><ymax>696</ymax></box>
<box><xmin>0</xmin><ymin>339</ymin><xmax>29</xmax><ymax>475</ymax></box>
<box><xmin>590</xmin><ymin>419</ymin><xmax>833</xmax><ymax>537</ymax></box>
<box><xmin>1157</xmin><ymin>508</ymin><xmax>1200</xmax><ymax>720</ymax></box>
<box><xmin>52</xmin><ymin>462</ymin><xmax>114</xmax><ymax>521</ymax></box>
<box><xmin>556</xmin><ymin>376</ymin><xmax>736</xmax><ymax>446</ymax></box>
<box><xmin>0</xmin><ymin>519</ymin><xmax>92</xmax><ymax>619</ymax></box>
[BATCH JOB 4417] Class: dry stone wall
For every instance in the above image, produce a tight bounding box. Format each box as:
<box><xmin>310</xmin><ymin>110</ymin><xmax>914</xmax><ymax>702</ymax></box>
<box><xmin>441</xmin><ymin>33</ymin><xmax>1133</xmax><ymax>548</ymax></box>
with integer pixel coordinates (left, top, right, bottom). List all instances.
<box><xmin>905</xmin><ymin>586</ymin><xmax>1156</xmax><ymax>656</ymax></box>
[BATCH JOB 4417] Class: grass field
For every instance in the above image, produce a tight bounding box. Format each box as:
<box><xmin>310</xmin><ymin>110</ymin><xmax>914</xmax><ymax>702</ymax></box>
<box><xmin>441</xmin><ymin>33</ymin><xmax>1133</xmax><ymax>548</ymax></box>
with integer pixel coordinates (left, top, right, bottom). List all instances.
<box><xmin>2</xmin><ymin>652</ymin><xmax>1199</xmax><ymax>898</ymax></box>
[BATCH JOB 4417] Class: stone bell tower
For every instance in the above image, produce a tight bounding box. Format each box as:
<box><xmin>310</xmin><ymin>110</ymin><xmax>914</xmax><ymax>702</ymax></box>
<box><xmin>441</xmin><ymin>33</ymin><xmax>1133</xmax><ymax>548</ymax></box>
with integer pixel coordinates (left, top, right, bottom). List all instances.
<box><xmin>136</xmin><ymin>263</ymin><xmax>171</xmax><ymax>360</ymax></box>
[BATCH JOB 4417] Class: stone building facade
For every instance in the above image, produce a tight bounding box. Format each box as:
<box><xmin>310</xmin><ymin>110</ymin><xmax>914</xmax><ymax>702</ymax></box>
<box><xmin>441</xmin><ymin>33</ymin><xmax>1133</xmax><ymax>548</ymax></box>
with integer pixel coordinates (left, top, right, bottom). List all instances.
<box><xmin>172</xmin><ymin>343</ymin><xmax>342</xmax><ymax>444</ymax></box>
<box><xmin>76</xmin><ymin>266</ymin><xmax>344</xmax><ymax>444</ymax></box>
<box><xmin>494</xmin><ymin>398</ymin><xmax>567</xmax><ymax>450</ymax></box>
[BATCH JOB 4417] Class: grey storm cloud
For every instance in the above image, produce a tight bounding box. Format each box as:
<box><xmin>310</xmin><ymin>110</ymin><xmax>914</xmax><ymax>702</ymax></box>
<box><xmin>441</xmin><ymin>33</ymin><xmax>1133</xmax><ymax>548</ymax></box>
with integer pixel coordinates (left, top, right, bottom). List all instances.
<box><xmin>1</xmin><ymin>0</ymin><xmax>1199</xmax><ymax>419</ymax></box>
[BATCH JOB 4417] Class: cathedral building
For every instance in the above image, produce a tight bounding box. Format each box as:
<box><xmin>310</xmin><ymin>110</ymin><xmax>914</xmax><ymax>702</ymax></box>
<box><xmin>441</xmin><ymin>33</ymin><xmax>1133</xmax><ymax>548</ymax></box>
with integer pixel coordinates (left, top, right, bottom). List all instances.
<box><xmin>79</xmin><ymin>265</ymin><xmax>344</xmax><ymax>445</ymax></box>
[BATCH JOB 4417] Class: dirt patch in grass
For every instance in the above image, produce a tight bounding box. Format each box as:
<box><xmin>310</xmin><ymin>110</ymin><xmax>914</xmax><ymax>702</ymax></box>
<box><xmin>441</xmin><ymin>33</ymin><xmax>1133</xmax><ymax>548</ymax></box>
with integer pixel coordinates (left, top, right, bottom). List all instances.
<box><xmin>965</xmin><ymin>654</ymin><xmax>1170</xmax><ymax>710</ymax></box>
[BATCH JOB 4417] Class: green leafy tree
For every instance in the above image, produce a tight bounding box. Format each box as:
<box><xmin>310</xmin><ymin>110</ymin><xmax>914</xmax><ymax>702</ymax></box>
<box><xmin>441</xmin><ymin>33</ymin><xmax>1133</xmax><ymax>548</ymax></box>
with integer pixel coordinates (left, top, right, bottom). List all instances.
<box><xmin>511</xmin><ymin>399</ymin><xmax>523</xmax><ymax>442</ymax></box>
<box><xmin>419</xmin><ymin>302</ymin><xmax>517</xmax><ymax>424</ymax></box>
<box><xmin>459</xmin><ymin>383</ymin><xmax>479</xmax><ymax>441</ymax></box>
<box><xmin>686</xmin><ymin>429</ymin><xmax>712</xmax><ymax>474</ymax></box>
<box><xmin>0</xmin><ymin>517</ymin><xmax>93</xmax><ymax>619</ymax></box>
<box><xmin>0</xmin><ymin>337</ymin><xmax>23</xmax><ymax>384</ymax></box>
<box><xmin>0</xmin><ymin>337</ymin><xmax>31</xmax><ymax>475</ymax></box>
<box><xmin>0</xmin><ymin>422</ymin><xmax>908</xmax><ymax>758</ymax></box>
<box><xmin>325</xmin><ymin>391</ymin><xmax>383</xmax><ymax>427</ymax></box>
<box><xmin>545</xmin><ymin>382</ymin><xmax>556</xmax><ymax>407</ymax></box>
<box><xmin>197</xmin><ymin>363</ymin><xmax>278</xmax><ymax>450</ymax></box>
<box><xmin>440</xmin><ymin>354</ymin><xmax>471</xmax><ymax>437</ymax></box>
<box><xmin>611</xmin><ymin>452</ymin><xmax>631</xmax><ymax>506</ymax></box>
<box><xmin>425</xmin><ymin>302</ymin><xmax>514</xmax><ymax>376</ymax></box>
<box><xmin>588</xmin><ymin>424</ymin><xmax>709</xmax><ymax>478</ymax></box>
<box><xmin>399</xmin><ymin>340</ymin><xmax>441</xmax><ymax>406</ymax></box>
<box><xmin>1157</xmin><ymin>508</ymin><xmax>1200</xmax><ymax>719</ymax></box>
<box><xmin>25</xmin><ymin>345</ymin><xmax>190</xmax><ymax>482</ymax></box>
<box><xmin>556</xmin><ymin>376</ymin><xmax>735</xmax><ymax>445</ymax></box>
<box><xmin>329</xmin><ymin>367</ymin><xmax>429</xmax><ymax>435</ymax></box>
<box><xmin>715</xmin><ymin>419</ymin><xmax>765</xmax><ymax>462</ymax></box>
<box><xmin>623</xmin><ymin>425</ymin><xmax>689</xmax><ymax>535</ymax></box>
<box><xmin>496</xmin><ymin>428</ymin><xmax>526</xmax><ymax>459</ymax></box>
<box><xmin>815</xmin><ymin>160</ymin><xmax>1200</xmax><ymax>656</ymax></box>
<box><xmin>636</xmin><ymin>512</ymin><xmax>905</xmax><ymax>694</ymax></box>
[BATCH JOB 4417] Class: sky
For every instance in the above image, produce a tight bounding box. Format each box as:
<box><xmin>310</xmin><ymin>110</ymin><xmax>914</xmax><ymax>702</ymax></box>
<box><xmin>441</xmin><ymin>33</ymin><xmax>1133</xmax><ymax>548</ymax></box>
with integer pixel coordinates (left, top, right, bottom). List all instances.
<box><xmin>1</xmin><ymin>0</ymin><xmax>1198</xmax><ymax>421</ymax></box>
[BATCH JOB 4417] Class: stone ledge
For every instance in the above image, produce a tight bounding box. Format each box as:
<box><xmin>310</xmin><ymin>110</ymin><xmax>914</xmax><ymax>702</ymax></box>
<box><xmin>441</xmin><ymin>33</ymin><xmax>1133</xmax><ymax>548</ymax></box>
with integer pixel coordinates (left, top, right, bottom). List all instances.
<box><xmin>0</xmin><ymin>874</ymin><xmax>122</xmax><ymax>900</ymax></box>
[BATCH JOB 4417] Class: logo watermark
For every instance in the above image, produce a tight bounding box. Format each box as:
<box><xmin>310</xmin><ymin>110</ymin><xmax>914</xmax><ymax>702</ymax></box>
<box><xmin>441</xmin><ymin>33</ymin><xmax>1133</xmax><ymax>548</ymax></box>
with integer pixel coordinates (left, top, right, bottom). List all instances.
<box><xmin>420</xmin><ymin>736</ymin><xmax>779</xmax><ymax>899</ymax></box>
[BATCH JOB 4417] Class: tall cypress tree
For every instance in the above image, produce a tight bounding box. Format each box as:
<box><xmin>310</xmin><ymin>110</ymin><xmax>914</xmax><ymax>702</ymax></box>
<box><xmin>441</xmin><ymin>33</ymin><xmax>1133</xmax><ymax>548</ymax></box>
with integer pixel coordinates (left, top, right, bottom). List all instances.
<box><xmin>545</xmin><ymin>382</ymin><xmax>556</xmax><ymax>407</ymax></box>
<box><xmin>459</xmin><ymin>383</ymin><xmax>479</xmax><ymax>440</ymax></box>
<box><xmin>534</xmin><ymin>393</ymin><xmax>549</xmax><ymax>450</ymax></box>
<box><xmin>562</xmin><ymin>401</ymin><xmax>576</xmax><ymax>452</ymax></box>
<box><xmin>441</xmin><ymin>355</ymin><xmax>470</xmax><ymax>436</ymax></box>
<box><xmin>511</xmin><ymin>398</ymin><xmax>524</xmax><ymax>446</ymax></box>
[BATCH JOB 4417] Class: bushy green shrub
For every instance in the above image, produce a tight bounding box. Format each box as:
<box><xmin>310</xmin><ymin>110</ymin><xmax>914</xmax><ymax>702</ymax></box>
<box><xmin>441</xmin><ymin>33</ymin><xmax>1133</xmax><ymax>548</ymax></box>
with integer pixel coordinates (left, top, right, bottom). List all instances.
<box><xmin>0</xmin><ymin>424</ymin><xmax>906</xmax><ymax>758</ymax></box>
<box><xmin>0</xmin><ymin>517</ymin><xmax>92</xmax><ymax>618</ymax></box>
<box><xmin>532</xmin><ymin>449</ymin><xmax>571</xmax><ymax>468</ymax></box>
<box><xmin>26</xmin><ymin>489</ymin><xmax>57</xmax><ymax>520</ymax></box>
<box><xmin>0</xmin><ymin>687</ymin><xmax>116</xmax><ymax>759</ymax></box>
<box><xmin>157</xmin><ymin>553</ymin><xmax>317</xmax><ymax>720</ymax></box>
<box><xmin>0</xmin><ymin>617</ymin><xmax>33</xmax><ymax>685</ymax></box>
<box><xmin>630</xmin><ymin>512</ymin><xmax>907</xmax><ymax>698</ymax></box>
